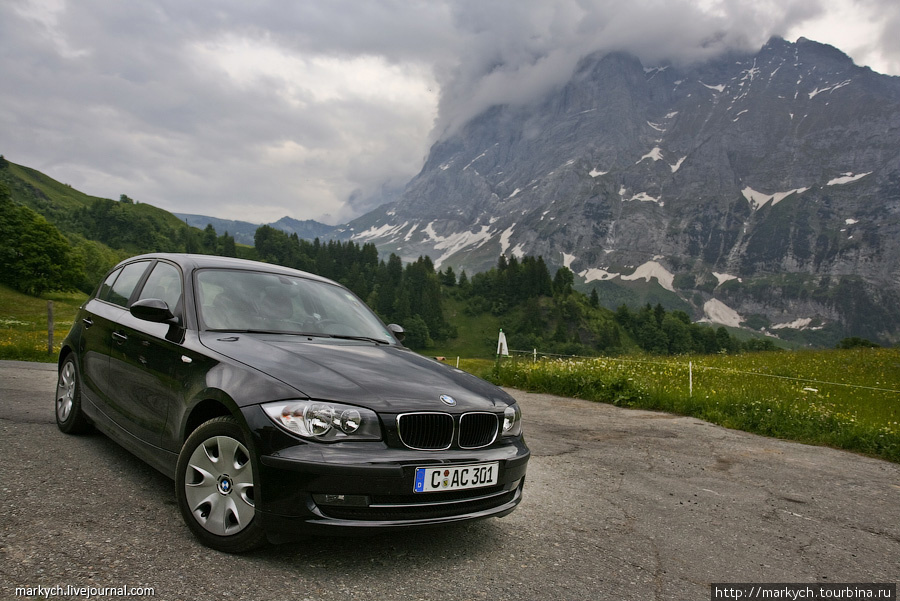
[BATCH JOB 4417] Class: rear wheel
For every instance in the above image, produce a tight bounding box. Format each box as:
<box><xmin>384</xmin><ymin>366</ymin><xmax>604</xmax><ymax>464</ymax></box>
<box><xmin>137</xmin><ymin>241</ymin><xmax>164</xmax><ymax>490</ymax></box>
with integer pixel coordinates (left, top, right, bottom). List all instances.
<box><xmin>55</xmin><ymin>356</ymin><xmax>91</xmax><ymax>434</ymax></box>
<box><xmin>175</xmin><ymin>416</ymin><xmax>266</xmax><ymax>553</ymax></box>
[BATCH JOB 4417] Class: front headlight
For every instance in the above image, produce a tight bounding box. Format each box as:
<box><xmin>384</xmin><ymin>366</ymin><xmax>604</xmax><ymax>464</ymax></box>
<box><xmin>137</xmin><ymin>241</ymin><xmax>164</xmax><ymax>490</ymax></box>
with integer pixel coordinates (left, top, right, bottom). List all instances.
<box><xmin>501</xmin><ymin>403</ymin><xmax>522</xmax><ymax>437</ymax></box>
<box><xmin>262</xmin><ymin>400</ymin><xmax>382</xmax><ymax>441</ymax></box>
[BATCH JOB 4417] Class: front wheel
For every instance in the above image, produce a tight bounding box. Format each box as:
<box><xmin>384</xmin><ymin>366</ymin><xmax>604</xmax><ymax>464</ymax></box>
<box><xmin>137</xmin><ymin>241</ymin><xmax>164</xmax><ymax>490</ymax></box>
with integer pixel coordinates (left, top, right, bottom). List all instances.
<box><xmin>175</xmin><ymin>416</ymin><xmax>266</xmax><ymax>553</ymax></box>
<box><xmin>55</xmin><ymin>355</ymin><xmax>91</xmax><ymax>434</ymax></box>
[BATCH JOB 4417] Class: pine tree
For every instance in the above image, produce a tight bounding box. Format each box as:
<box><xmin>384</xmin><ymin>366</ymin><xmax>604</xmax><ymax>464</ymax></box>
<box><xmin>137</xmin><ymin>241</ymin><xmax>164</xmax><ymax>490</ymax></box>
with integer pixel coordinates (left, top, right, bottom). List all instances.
<box><xmin>553</xmin><ymin>267</ymin><xmax>574</xmax><ymax>296</ymax></box>
<box><xmin>221</xmin><ymin>232</ymin><xmax>237</xmax><ymax>257</ymax></box>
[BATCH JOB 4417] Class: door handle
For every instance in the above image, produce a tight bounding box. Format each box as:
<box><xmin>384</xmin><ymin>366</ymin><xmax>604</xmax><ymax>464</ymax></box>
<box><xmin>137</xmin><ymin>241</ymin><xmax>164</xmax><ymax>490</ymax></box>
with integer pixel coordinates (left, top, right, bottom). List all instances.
<box><xmin>112</xmin><ymin>331</ymin><xmax>128</xmax><ymax>343</ymax></box>
<box><xmin>82</xmin><ymin>317</ymin><xmax>94</xmax><ymax>328</ymax></box>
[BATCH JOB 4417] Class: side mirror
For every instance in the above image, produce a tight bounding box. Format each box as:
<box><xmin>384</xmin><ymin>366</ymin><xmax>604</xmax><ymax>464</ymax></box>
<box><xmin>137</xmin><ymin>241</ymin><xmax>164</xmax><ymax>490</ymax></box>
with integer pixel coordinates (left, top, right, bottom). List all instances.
<box><xmin>131</xmin><ymin>298</ymin><xmax>178</xmax><ymax>324</ymax></box>
<box><xmin>388</xmin><ymin>323</ymin><xmax>405</xmax><ymax>342</ymax></box>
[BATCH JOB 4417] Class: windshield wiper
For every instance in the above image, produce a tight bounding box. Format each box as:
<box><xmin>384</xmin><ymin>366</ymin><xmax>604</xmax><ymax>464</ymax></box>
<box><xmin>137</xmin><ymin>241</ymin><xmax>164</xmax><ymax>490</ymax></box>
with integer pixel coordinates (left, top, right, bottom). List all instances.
<box><xmin>205</xmin><ymin>329</ymin><xmax>389</xmax><ymax>344</ymax></box>
<box><xmin>206</xmin><ymin>329</ymin><xmax>329</xmax><ymax>337</ymax></box>
<box><xmin>326</xmin><ymin>334</ymin><xmax>391</xmax><ymax>345</ymax></box>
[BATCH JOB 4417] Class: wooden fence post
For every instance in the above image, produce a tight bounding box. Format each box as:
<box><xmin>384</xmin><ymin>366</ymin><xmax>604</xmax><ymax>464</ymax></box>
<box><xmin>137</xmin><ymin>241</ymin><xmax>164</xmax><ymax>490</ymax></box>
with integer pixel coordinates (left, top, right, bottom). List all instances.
<box><xmin>47</xmin><ymin>301</ymin><xmax>54</xmax><ymax>355</ymax></box>
<box><xmin>689</xmin><ymin>360</ymin><xmax>693</xmax><ymax>398</ymax></box>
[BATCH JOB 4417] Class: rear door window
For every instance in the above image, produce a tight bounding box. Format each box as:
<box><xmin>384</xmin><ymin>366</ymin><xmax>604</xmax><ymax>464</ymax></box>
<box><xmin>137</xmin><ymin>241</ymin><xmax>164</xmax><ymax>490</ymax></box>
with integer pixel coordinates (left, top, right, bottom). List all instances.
<box><xmin>105</xmin><ymin>261</ymin><xmax>151</xmax><ymax>308</ymax></box>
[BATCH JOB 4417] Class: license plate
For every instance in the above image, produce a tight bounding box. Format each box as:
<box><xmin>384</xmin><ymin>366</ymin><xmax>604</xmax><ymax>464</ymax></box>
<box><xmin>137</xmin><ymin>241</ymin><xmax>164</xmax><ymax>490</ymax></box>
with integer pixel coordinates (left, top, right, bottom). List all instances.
<box><xmin>414</xmin><ymin>463</ymin><xmax>499</xmax><ymax>493</ymax></box>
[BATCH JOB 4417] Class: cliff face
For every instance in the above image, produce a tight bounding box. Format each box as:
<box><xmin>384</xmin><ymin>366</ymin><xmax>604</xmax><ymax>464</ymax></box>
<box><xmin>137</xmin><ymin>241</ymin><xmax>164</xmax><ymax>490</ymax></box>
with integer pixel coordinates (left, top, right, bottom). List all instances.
<box><xmin>338</xmin><ymin>37</ymin><xmax>900</xmax><ymax>345</ymax></box>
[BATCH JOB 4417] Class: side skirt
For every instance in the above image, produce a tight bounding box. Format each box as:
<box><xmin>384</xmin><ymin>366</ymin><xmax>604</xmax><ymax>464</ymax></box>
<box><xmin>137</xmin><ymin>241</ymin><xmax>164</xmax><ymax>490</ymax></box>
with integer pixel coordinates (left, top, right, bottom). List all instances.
<box><xmin>81</xmin><ymin>393</ymin><xmax>178</xmax><ymax>479</ymax></box>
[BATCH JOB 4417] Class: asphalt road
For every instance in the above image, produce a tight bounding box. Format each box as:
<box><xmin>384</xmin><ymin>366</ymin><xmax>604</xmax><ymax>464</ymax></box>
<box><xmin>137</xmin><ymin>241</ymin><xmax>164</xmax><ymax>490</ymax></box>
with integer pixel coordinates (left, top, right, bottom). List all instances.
<box><xmin>1</xmin><ymin>360</ymin><xmax>898</xmax><ymax>601</ymax></box>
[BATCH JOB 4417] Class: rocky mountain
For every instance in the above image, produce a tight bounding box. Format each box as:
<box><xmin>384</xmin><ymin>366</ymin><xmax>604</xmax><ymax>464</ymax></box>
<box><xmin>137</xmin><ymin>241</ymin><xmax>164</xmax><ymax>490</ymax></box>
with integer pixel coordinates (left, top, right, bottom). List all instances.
<box><xmin>174</xmin><ymin>213</ymin><xmax>260</xmax><ymax>245</ymax></box>
<box><xmin>269</xmin><ymin>216</ymin><xmax>337</xmax><ymax>241</ymax></box>
<box><xmin>175</xmin><ymin>213</ymin><xmax>334</xmax><ymax>246</ymax></box>
<box><xmin>336</xmin><ymin>37</ymin><xmax>900</xmax><ymax>345</ymax></box>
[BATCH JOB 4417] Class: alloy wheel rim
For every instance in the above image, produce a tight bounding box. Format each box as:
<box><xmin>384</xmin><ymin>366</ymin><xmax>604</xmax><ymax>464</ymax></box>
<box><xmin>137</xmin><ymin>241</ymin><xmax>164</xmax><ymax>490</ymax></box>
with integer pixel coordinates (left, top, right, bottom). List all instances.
<box><xmin>184</xmin><ymin>435</ymin><xmax>255</xmax><ymax>536</ymax></box>
<box><xmin>56</xmin><ymin>361</ymin><xmax>75</xmax><ymax>422</ymax></box>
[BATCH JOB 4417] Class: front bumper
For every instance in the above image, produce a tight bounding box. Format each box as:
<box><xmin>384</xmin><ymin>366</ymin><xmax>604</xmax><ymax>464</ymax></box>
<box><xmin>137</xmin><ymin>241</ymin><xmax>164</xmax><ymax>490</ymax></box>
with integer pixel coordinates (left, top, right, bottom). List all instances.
<box><xmin>243</xmin><ymin>406</ymin><xmax>530</xmax><ymax>541</ymax></box>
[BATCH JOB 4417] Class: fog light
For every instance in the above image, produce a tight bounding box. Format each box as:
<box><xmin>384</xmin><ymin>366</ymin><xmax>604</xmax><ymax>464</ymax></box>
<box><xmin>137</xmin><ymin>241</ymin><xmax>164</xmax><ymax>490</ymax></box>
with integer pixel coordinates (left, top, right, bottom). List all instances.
<box><xmin>312</xmin><ymin>493</ymin><xmax>370</xmax><ymax>507</ymax></box>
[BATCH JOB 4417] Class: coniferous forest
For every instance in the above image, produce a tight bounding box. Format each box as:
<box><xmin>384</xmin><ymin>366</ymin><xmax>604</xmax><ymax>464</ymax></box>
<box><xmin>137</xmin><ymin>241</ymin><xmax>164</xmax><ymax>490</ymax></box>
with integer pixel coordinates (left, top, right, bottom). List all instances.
<box><xmin>251</xmin><ymin>224</ymin><xmax>772</xmax><ymax>355</ymax></box>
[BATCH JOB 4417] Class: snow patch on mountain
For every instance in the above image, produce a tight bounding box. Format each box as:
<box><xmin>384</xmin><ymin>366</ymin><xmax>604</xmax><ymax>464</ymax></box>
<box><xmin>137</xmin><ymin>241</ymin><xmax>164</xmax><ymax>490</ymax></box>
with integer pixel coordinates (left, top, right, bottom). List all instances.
<box><xmin>579</xmin><ymin>267</ymin><xmax>618</xmax><ymax>283</ymax></box>
<box><xmin>463</xmin><ymin>150</ymin><xmax>488</xmax><ymax>171</ymax></box>
<box><xmin>809</xmin><ymin>80</ymin><xmax>851</xmax><ymax>99</ymax></box>
<box><xmin>741</xmin><ymin>186</ymin><xmax>809</xmax><ymax>210</ymax></box>
<box><xmin>701</xmin><ymin>299</ymin><xmax>743</xmax><ymax>327</ymax></box>
<box><xmin>626</xmin><ymin>192</ymin><xmax>662</xmax><ymax>204</ymax></box>
<box><xmin>423</xmin><ymin>223</ymin><xmax>495</xmax><ymax>268</ymax></box>
<box><xmin>827</xmin><ymin>172</ymin><xmax>871</xmax><ymax>186</ymax></box>
<box><xmin>499</xmin><ymin>226</ymin><xmax>515</xmax><ymax>256</ymax></box>
<box><xmin>771</xmin><ymin>318</ymin><xmax>823</xmax><ymax>331</ymax></box>
<box><xmin>620</xmin><ymin>261</ymin><xmax>675</xmax><ymax>291</ymax></box>
<box><xmin>638</xmin><ymin>147</ymin><xmax>663</xmax><ymax>163</ymax></box>
<box><xmin>354</xmin><ymin>221</ymin><xmax>409</xmax><ymax>241</ymax></box>
<box><xmin>713</xmin><ymin>272</ymin><xmax>741</xmax><ymax>286</ymax></box>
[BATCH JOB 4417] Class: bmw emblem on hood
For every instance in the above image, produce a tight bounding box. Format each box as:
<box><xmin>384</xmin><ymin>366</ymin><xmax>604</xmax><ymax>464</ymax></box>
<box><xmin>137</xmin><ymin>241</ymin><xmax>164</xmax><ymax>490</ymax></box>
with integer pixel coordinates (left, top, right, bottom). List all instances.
<box><xmin>440</xmin><ymin>394</ymin><xmax>457</xmax><ymax>406</ymax></box>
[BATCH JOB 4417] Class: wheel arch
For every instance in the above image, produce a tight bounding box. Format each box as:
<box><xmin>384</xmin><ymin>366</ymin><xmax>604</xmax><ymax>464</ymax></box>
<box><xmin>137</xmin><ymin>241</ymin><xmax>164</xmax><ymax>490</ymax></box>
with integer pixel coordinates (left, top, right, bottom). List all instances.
<box><xmin>182</xmin><ymin>396</ymin><xmax>240</xmax><ymax>443</ymax></box>
<box><xmin>57</xmin><ymin>345</ymin><xmax>74</xmax><ymax>369</ymax></box>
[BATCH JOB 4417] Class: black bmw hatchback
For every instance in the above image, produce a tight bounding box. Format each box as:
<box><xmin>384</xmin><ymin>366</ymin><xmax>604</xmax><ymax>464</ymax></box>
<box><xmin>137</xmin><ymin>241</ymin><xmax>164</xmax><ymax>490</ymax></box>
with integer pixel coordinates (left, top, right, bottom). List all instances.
<box><xmin>56</xmin><ymin>254</ymin><xmax>529</xmax><ymax>552</ymax></box>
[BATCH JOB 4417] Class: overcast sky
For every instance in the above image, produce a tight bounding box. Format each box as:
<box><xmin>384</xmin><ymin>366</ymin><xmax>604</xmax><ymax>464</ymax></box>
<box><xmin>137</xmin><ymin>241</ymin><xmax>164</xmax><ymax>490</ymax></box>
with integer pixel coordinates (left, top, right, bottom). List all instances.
<box><xmin>2</xmin><ymin>0</ymin><xmax>898</xmax><ymax>225</ymax></box>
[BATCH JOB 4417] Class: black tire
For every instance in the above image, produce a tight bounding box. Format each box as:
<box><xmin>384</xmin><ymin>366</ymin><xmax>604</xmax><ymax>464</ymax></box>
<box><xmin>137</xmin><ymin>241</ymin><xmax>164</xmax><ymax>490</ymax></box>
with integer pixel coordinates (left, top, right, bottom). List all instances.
<box><xmin>175</xmin><ymin>416</ymin><xmax>266</xmax><ymax>553</ymax></box>
<box><xmin>55</xmin><ymin>355</ymin><xmax>92</xmax><ymax>434</ymax></box>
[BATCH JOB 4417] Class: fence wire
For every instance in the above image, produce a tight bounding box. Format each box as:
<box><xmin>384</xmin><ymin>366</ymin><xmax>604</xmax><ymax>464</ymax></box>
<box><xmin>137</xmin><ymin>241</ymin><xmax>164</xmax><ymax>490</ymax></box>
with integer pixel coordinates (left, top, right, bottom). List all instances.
<box><xmin>505</xmin><ymin>348</ymin><xmax>900</xmax><ymax>395</ymax></box>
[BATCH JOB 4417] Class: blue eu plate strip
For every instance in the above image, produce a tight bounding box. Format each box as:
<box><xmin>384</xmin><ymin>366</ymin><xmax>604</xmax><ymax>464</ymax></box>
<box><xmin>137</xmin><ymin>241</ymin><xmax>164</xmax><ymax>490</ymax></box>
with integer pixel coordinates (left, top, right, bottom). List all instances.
<box><xmin>414</xmin><ymin>468</ymin><xmax>425</xmax><ymax>492</ymax></box>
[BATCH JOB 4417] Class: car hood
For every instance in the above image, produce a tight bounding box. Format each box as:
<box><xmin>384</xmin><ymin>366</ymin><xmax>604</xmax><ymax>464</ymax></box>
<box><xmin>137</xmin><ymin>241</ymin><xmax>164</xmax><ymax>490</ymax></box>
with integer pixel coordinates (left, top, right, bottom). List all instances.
<box><xmin>200</xmin><ymin>333</ymin><xmax>514</xmax><ymax>412</ymax></box>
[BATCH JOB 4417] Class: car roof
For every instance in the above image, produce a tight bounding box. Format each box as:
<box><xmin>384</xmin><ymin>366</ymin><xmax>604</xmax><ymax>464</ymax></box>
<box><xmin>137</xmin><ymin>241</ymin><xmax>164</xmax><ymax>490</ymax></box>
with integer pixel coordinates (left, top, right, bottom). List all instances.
<box><xmin>119</xmin><ymin>253</ymin><xmax>337</xmax><ymax>286</ymax></box>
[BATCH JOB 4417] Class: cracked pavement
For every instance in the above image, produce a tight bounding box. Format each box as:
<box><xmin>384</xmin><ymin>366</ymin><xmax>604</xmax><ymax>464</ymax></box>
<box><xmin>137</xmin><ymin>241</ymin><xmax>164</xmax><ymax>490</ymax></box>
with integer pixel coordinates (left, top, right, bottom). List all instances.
<box><xmin>1</xmin><ymin>361</ymin><xmax>898</xmax><ymax>600</ymax></box>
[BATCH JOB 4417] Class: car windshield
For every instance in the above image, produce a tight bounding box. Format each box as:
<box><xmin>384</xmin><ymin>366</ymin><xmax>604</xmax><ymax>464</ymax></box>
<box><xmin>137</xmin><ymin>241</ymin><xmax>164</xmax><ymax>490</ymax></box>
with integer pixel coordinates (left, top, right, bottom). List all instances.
<box><xmin>196</xmin><ymin>269</ymin><xmax>393</xmax><ymax>343</ymax></box>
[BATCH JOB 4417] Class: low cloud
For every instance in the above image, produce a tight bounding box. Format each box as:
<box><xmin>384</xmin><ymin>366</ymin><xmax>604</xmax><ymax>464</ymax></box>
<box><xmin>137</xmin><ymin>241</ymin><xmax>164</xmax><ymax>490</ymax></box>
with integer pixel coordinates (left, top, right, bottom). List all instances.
<box><xmin>0</xmin><ymin>0</ymin><xmax>897</xmax><ymax>224</ymax></box>
<box><xmin>432</xmin><ymin>0</ymin><xmax>828</xmax><ymax>137</ymax></box>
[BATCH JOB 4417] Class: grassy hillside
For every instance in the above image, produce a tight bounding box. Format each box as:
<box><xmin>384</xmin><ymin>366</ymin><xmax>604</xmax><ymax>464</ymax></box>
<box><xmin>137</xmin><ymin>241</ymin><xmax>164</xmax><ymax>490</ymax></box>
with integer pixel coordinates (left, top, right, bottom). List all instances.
<box><xmin>0</xmin><ymin>161</ymin><xmax>105</xmax><ymax>221</ymax></box>
<box><xmin>579</xmin><ymin>277</ymin><xmax>693</xmax><ymax>314</ymax></box>
<box><xmin>1</xmin><ymin>159</ymin><xmax>197</xmax><ymax>248</ymax></box>
<box><xmin>2</xmin><ymin>160</ymin><xmax>203</xmax><ymax>236</ymax></box>
<box><xmin>430</xmin><ymin>295</ymin><xmax>504</xmax><ymax>358</ymax></box>
<box><xmin>0</xmin><ymin>158</ymin><xmax>254</xmax><ymax>294</ymax></box>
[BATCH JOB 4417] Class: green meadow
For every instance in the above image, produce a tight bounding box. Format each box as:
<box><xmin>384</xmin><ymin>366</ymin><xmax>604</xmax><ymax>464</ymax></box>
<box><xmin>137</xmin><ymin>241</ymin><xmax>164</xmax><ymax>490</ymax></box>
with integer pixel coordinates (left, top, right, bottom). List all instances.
<box><xmin>0</xmin><ymin>284</ymin><xmax>86</xmax><ymax>362</ymax></box>
<box><xmin>486</xmin><ymin>350</ymin><xmax>900</xmax><ymax>462</ymax></box>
